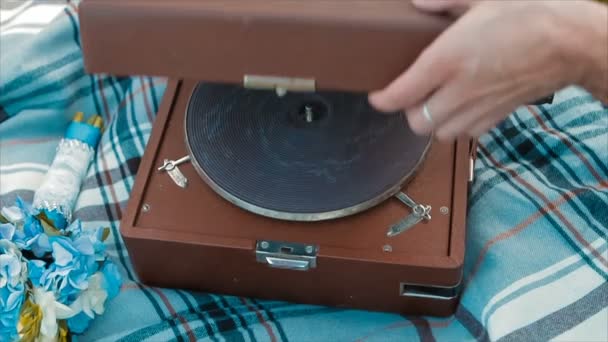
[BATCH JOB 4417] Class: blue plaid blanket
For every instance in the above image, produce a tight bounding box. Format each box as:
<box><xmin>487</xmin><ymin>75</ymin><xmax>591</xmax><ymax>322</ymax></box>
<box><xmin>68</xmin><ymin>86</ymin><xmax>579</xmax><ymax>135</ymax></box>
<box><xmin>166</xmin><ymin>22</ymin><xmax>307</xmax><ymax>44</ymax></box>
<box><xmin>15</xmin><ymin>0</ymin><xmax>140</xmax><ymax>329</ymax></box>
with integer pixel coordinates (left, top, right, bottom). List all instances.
<box><xmin>1</xmin><ymin>2</ymin><xmax>607</xmax><ymax>341</ymax></box>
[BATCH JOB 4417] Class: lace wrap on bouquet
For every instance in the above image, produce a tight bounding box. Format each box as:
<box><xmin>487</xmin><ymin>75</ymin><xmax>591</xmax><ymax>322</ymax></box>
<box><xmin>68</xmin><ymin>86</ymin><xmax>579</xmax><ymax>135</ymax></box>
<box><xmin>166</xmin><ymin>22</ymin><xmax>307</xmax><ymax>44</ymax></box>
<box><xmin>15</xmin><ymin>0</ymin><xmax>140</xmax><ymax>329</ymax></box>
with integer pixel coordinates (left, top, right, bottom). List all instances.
<box><xmin>32</xmin><ymin>138</ymin><xmax>94</xmax><ymax>225</ymax></box>
<box><xmin>31</xmin><ymin>113</ymin><xmax>102</xmax><ymax>229</ymax></box>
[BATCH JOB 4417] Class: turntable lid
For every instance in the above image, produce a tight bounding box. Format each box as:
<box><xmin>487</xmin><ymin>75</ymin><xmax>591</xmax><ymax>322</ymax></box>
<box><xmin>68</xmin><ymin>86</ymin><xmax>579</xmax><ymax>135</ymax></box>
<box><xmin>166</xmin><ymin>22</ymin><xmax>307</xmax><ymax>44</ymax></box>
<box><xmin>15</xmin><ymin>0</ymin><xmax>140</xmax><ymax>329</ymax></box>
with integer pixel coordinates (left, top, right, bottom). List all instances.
<box><xmin>79</xmin><ymin>0</ymin><xmax>451</xmax><ymax>93</ymax></box>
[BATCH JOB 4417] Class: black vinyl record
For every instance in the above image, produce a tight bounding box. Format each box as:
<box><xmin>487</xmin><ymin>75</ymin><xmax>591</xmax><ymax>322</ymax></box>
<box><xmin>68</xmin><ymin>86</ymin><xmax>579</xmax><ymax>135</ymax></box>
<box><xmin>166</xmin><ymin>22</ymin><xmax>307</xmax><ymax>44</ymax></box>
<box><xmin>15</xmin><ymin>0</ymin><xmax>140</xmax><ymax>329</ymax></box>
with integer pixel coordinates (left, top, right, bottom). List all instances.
<box><xmin>185</xmin><ymin>82</ymin><xmax>431</xmax><ymax>221</ymax></box>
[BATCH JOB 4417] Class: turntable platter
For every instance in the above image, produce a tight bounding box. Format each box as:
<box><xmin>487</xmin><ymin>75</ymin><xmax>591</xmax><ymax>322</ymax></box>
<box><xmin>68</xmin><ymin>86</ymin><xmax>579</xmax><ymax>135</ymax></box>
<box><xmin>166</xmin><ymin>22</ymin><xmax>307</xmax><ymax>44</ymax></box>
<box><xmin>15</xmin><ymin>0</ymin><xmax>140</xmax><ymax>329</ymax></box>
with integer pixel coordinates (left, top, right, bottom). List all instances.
<box><xmin>185</xmin><ymin>82</ymin><xmax>431</xmax><ymax>221</ymax></box>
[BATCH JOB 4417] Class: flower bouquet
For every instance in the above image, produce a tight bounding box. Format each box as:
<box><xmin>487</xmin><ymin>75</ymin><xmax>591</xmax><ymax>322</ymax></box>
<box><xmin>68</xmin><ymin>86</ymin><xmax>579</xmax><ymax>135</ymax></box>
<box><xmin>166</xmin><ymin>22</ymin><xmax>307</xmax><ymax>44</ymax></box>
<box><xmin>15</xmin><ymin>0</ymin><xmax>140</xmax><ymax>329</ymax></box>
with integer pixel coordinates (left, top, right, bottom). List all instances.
<box><xmin>1</xmin><ymin>113</ymin><xmax>122</xmax><ymax>341</ymax></box>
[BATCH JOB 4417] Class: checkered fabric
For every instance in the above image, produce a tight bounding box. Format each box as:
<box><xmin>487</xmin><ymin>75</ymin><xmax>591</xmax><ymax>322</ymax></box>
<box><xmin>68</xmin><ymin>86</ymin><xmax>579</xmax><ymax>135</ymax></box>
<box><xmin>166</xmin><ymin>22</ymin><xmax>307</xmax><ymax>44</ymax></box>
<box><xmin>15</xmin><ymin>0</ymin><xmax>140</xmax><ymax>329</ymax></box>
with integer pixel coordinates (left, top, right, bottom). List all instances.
<box><xmin>1</xmin><ymin>2</ymin><xmax>607</xmax><ymax>341</ymax></box>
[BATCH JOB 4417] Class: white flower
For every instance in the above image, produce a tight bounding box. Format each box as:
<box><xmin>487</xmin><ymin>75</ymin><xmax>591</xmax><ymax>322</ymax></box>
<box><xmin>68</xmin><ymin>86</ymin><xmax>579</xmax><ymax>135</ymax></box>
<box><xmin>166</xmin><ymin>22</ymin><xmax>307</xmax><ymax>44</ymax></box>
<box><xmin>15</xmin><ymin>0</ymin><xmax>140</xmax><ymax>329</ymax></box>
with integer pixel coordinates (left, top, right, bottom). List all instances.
<box><xmin>0</xmin><ymin>240</ymin><xmax>27</xmax><ymax>340</ymax></box>
<box><xmin>1</xmin><ymin>206</ymin><xmax>24</xmax><ymax>224</ymax></box>
<box><xmin>69</xmin><ymin>272</ymin><xmax>108</xmax><ymax>318</ymax></box>
<box><xmin>32</xmin><ymin>287</ymin><xmax>75</xmax><ymax>341</ymax></box>
<box><xmin>0</xmin><ymin>240</ymin><xmax>28</xmax><ymax>286</ymax></box>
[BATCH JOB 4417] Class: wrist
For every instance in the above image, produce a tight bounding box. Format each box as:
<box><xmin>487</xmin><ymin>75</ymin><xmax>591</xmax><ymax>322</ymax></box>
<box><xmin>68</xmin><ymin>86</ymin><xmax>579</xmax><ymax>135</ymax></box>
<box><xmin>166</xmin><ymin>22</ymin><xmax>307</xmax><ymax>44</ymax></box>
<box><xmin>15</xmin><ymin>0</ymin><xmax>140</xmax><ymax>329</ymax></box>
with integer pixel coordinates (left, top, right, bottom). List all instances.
<box><xmin>551</xmin><ymin>1</ymin><xmax>608</xmax><ymax>101</ymax></box>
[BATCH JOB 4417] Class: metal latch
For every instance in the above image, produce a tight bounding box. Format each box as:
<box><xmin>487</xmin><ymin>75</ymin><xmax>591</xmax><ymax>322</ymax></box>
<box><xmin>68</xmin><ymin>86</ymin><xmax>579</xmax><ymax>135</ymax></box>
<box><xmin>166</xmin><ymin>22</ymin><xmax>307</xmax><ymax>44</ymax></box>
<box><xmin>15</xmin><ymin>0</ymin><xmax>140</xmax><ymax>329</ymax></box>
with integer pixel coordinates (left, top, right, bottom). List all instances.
<box><xmin>255</xmin><ymin>240</ymin><xmax>318</xmax><ymax>271</ymax></box>
<box><xmin>244</xmin><ymin>75</ymin><xmax>315</xmax><ymax>96</ymax></box>
<box><xmin>400</xmin><ymin>282</ymin><xmax>460</xmax><ymax>300</ymax></box>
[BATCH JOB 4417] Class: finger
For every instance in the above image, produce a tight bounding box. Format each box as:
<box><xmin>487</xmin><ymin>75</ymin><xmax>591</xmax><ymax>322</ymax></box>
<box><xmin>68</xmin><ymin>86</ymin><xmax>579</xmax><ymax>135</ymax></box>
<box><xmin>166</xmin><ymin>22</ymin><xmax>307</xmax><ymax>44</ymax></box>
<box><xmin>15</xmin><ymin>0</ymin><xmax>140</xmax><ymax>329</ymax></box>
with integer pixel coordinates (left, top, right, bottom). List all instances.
<box><xmin>436</xmin><ymin>113</ymin><xmax>492</xmax><ymax>140</ymax></box>
<box><xmin>368</xmin><ymin>44</ymin><xmax>454</xmax><ymax>113</ymax></box>
<box><xmin>402</xmin><ymin>77</ymin><xmax>467</xmax><ymax>135</ymax></box>
<box><xmin>404</xmin><ymin>102</ymin><xmax>435</xmax><ymax>135</ymax></box>
<box><xmin>435</xmin><ymin>108</ymin><xmax>490</xmax><ymax>140</ymax></box>
<box><xmin>412</xmin><ymin>0</ymin><xmax>474</xmax><ymax>13</ymax></box>
<box><xmin>435</xmin><ymin>103</ymin><xmax>515</xmax><ymax>140</ymax></box>
<box><xmin>434</xmin><ymin>89</ymin><xmax>545</xmax><ymax>140</ymax></box>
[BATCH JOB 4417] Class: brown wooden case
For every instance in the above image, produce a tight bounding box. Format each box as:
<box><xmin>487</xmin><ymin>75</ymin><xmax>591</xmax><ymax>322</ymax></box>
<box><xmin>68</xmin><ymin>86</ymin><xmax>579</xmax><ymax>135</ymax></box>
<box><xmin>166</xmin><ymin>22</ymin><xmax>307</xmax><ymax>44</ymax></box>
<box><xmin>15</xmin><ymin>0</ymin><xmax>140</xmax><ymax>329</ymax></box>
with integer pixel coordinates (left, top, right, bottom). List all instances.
<box><xmin>116</xmin><ymin>79</ymin><xmax>474</xmax><ymax>316</ymax></box>
<box><xmin>79</xmin><ymin>0</ymin><xmax>451</xmax><ymax>92</ymax></box>
<box><xmin>79</xmin><ymin>1</ymin><xmax>475</xmax><ymax>316</ymax></box>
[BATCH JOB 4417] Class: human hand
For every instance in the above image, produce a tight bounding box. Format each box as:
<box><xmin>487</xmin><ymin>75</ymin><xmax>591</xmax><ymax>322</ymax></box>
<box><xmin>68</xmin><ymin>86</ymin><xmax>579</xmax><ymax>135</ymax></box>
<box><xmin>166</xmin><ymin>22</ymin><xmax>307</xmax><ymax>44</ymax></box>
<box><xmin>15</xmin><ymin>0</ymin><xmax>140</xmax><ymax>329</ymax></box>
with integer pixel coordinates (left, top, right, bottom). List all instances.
<box><xmin>369</xmin><ymin>0</ymin><xmax>608</xmax><ymax>141</ymax></box>
<box><xmin>411</xmin><ymin>0</ymin><xmax>477</xmax><ymax>17</ymax></box>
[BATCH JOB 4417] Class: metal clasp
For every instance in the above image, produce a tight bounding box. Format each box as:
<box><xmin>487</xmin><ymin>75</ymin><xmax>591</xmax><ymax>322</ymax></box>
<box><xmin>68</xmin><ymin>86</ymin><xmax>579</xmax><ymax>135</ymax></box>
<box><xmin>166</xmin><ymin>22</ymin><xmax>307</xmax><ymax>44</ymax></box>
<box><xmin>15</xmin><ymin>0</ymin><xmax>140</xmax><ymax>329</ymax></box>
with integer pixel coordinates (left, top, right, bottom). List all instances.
<box><xmin>244</xmin><ymin>75</ymin><xmax>315</xmax><ymax>96</ymax></box>
<box><xmin>255</xmin><ymin>240</ymin><xmax>318</xmax><ymax>271</ymax></box>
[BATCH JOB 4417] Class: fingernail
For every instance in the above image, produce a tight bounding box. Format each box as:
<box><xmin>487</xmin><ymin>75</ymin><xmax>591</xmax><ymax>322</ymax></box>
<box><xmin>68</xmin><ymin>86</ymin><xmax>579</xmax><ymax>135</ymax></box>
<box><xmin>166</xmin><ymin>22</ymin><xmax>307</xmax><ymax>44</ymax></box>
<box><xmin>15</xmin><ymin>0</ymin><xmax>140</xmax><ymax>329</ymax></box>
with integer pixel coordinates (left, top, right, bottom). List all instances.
<box><xmin>405</xmin><ymin>108</ymin><xmax>431</xmax><ymax>135</ymax></box>
<box><xmin>368</xmin><ymin>92</ymin><xmax>389</xmax><ymax>112</ymax></box>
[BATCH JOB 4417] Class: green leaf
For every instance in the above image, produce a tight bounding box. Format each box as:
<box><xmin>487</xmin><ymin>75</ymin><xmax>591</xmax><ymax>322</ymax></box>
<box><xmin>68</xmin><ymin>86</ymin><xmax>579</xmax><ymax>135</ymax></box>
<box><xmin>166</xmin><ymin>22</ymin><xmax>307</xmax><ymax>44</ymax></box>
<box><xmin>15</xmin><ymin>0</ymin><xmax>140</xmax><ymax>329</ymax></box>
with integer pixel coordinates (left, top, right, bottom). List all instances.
<box><xmin>0</xmin><ymin>213</ymin><xmax>7</xmax><ymax>224</ymax></box>
<box><xmin>58</xmin><ymin>319</ymin><xmax>70</xmax><ymax>342</ymax></box>
<box><xmin>101</xmin><ymin>227</ymin><xmax>110</xmax><ymax>241</ymax></box>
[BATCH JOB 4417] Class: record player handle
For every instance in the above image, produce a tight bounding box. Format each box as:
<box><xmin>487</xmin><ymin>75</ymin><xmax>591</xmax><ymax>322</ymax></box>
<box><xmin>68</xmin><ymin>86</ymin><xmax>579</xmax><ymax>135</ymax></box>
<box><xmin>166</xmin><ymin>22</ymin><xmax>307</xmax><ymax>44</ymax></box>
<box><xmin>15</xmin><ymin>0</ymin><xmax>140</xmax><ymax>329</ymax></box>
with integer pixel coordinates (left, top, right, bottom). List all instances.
<box><xmin>387</xmin><ymin>192</ymin><xmax>432</xmax><ymax>237</ymax></box>
<box><xmin>158</xmin><ymin>155</ymin><xmax>191</xmax><ymax>171</ymax></box>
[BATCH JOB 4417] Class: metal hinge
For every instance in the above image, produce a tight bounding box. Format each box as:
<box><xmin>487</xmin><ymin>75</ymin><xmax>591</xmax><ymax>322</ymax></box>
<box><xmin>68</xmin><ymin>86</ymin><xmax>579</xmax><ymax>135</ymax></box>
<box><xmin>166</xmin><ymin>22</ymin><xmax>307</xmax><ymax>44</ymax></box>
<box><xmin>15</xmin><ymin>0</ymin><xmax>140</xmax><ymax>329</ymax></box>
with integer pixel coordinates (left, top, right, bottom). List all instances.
<box><xmin>244</xmin><ymin>75</ymin><xmax>315</xmax><ymax>96</ymax></box>
<box><xmin>255</xmin><ymin>240</ymin><xmax>318</xmax><ymax>271</ymax></box>
<box><xmin>469</xmin><ymin>139</ymin><xmax>478</xmax><ymax>182</ymax></box>
<box><xmin>469</xmin><ymin>157</ymin><xmax>475</xmax><ymax>182</ymax></box>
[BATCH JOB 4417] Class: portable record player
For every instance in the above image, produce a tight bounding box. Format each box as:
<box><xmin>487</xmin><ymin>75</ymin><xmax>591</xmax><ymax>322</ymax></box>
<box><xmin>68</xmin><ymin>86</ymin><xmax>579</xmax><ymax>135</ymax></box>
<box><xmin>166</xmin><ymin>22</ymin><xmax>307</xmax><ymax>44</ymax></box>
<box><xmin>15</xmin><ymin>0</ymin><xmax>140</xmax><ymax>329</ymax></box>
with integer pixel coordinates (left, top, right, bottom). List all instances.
<box><xmin>79</xmin><ymin>1</ymin><xmax>476</xmax><ymax>316</ymax></box>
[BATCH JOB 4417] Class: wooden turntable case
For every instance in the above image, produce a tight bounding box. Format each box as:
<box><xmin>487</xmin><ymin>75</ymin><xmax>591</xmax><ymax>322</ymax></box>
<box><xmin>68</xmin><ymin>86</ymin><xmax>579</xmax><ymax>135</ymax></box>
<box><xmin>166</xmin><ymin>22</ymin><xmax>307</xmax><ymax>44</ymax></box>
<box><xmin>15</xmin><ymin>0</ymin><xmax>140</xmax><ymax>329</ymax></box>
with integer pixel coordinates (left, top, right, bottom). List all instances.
<box><xmin>79</xmin><ymin>1</ymin><xmax>475</xmax><ymax>316</ymax></box>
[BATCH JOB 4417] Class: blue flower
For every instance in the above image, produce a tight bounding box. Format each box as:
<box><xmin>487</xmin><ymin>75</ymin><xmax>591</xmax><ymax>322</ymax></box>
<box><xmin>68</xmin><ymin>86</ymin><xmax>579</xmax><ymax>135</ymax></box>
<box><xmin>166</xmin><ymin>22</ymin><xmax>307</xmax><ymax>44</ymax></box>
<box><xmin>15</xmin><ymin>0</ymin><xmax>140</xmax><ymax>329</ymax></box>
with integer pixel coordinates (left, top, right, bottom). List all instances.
<box><xmin>39</xmin><ymin>235</ymin><xmax>102</xmax><ymax>305</ymax></box>
<box><xmin>89</xmin><ymin>226</ymin><xmax>108</xmax><ymax>257</ymax></box>
<box><xmin>0</xmin><ymin>224</ymin><xmax>15</xmax><ymax>242</ymax></box>
<box><xmin>101</xmin><ymin>261</ymin><xmax>122</xmax><ymax>299</ymax></box>
<box><xmin>64</xmin><ymin>219</ymin><xmax>83</xmax><ymax>236</ymax></box>
<box><xmin>28</xmin><ymin>259</ymin><xmax>46</xmax><ymax>287</ymax></box>
<box><xmin>40</xmin><ymin>241</ymin><xmax>80</xmax><ymax>303</ymax></box>
<box><xmin>63</xmin><ymin>261</ymin><xmax>122</xmax><ymax>335</ymax></box>
<box><xmin>0</xmin><ymin>240</ymin><xmax>26</xmax><ymax>341</ymax></box>
<box><xmin>68</xmin><ymin>222</ymin><xmax>107</xmax><ymax>261</ymax></box>
<box><xmin>67</xmin><ymin>311</ymin><xmax>92</xmax><ymax>334</ymax></box>
<box><xmin>1</xmin><ymin>198</ymin><xmax>122</xmax><ymax>339</ymax></box>
<box><xmin>14</xmin><ymin>197</ymin><xmax>34</xmax><ymax>214</ymax></box>
<box><xmin>1</xmin><ymin>199</ymin><xmax>49</xmax><ymax>257</ymax></box>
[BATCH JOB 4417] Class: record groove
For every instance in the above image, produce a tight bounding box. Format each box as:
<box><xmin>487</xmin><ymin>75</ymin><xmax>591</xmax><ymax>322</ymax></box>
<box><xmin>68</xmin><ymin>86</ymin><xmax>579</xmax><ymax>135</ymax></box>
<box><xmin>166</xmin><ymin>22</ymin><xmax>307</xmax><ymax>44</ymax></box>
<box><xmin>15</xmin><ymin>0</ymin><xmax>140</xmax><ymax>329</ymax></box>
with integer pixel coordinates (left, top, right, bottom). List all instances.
<box><xmin>185</xmin><ymin>82</ymin><xmax>431</xmax><ymax>221</ymax></box>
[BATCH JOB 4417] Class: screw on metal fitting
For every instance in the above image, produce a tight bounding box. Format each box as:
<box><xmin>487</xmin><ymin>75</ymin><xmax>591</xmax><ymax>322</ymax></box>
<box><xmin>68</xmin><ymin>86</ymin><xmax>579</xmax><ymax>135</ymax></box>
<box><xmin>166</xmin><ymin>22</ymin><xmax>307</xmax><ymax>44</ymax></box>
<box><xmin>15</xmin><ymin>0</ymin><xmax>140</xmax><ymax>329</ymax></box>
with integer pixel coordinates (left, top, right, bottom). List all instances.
<box><xmin>142</xmin><ymin>203</ymin><xmax>150</xmax><ymax>213</ymax></box>
<box><xmin>305</xmin><ymin>245</ymin><xmax>314</xmax><ymax>254</ymax></box>
<box><xmin>383</xmin><ymin>244</ymin><xmax>392</xmax><ymax>252</ymax></box>
<box><xmin>440</xmin><ymin>206</ymin><xmax>449</xmax><ymax>215</ymax></box>
<box><xmin>260</xmin><ymin>241</ymin><xmax>269</xmax><ymax>249</ymax></box>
